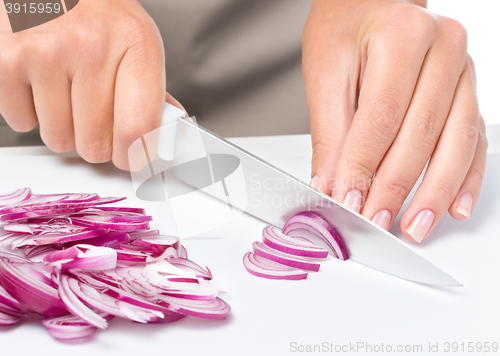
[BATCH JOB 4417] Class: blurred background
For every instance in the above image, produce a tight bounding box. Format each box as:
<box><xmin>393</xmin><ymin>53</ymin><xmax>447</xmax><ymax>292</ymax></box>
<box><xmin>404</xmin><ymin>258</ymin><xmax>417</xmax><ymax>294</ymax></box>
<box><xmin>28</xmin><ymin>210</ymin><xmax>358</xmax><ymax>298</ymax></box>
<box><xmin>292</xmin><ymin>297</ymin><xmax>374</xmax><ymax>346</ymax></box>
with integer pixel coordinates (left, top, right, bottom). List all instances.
<box><xmin>0</xmin><ymin>0</ymin><xmax>497</xmax><ymax>147</ymax></box>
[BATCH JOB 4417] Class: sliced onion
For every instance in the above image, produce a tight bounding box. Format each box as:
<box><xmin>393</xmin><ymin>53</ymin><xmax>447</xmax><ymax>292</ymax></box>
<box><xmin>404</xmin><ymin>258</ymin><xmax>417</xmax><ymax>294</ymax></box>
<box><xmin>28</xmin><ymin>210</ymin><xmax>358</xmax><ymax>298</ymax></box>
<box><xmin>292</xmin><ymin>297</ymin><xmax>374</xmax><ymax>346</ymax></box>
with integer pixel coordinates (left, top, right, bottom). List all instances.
<box><xmin>0</xmin><ymin>258</ymin><xmax>68</xmax><ymax>317</ymax></box>
<box><xmin>0</xmin><ymin>188</ymin><xmax>230</xmax><ymax>340</ymax></box>
<box><xmin>70</xmin><ymin>218</ymin><xmax>149</xmax><ymax>232</ymax></box>
<box><xmin>252</xmin><ymin>241</ymin><xmax>321</xmax><ymax>272</ymax></box>
<box><xmin>0</xmin><ymin>195</ymin><xmax>124</xmax><ymax>217</ymax></box>
<box><xmin>179</xmin><ymin>245</ymin><xmax>188</xmax><ymax>259</ymax></box>
<box><xmin>243</xmin><ymin>251</ymin><xmax>308</xmax><ymax>280</ymax></box>
<box><xmin>0</xmin><ymin>284</ymin><xmax>25</xmax><ymax>316</ymax></box>
<box><xmin>282</xmin><ymin>212</ymin><xmax>349</xmax><ymax>261</ymax></box>
<box><xmin>45</xmin><ymin>245</ymin><xmax>117</xmax><ymax>271</ymax></box>
<box><xmin>262</xmin><ymin>225</ymin><xmax>328</xmax><ymax>258</ymax></box>
<box><xmin>0</xmin><ymin>188</ymin><xmax>32</xmax><ymax>208</ymax></box>
<box><xmin>20</xmin><ymin>230</ymin><xmax>109</xmax><ymax>247</ymax></box>
<box><xmin>158</xmin><ymin>295</ymin><xmax>231</xmax><ymax>320</ymax></box>
<box><xmin>0</xmin><ymin>310</ymin><xmax>22</xmax><ymax>325</ymax></box>
<box><xmin>243</xmin><ymin>212</ymin><xmax>349</xmax><ymax>281</ymax></box>
<box><xmin>168</xmin><ymin>258</ymin><xmax>212</xmax><ymax>280</ymax></box>
<box><xmin>41</xmin><ymin>313</ymin><xmax>113</xmax><ymax>340</ymax></box>
<box><xmin>132</xmin><ymin>235</ymin><xmax>179</xmax><ymax>257</ymax></box>
<box><xmin>64</xmin><ymin>231</ymin><xmax>131</xmax><ymax>249</ymax></box>
<box><xmin>57</xmin><ymin>274</ymin><xmax>109</xmax><ymax>329</ymax></box>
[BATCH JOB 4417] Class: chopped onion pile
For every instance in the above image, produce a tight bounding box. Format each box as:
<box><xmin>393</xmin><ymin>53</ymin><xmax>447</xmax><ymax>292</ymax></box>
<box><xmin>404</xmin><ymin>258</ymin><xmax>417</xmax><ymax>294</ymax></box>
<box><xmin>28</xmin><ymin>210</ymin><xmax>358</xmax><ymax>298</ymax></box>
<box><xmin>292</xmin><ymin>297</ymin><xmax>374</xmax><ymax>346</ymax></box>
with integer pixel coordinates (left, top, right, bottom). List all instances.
<box><xmin>243</xmin><ymin>212</ymin><xmax>349</xmax><ymax>280</ymax></box>
<box><xmin>0</xmin><ymin>188</ymin><xmax>230</xmax><ymax>340</ymax></box>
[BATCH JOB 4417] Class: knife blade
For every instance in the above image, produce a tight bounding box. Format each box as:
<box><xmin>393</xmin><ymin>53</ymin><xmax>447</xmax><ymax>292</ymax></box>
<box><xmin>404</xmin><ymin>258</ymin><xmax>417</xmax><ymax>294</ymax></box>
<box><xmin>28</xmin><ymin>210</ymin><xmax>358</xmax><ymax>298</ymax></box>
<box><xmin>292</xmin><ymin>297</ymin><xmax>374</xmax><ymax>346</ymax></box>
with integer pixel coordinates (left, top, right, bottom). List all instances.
<box><xmin>134</xmin><ymin>117</ymin><xmax>461</xmax><ymax>286</ymax></box>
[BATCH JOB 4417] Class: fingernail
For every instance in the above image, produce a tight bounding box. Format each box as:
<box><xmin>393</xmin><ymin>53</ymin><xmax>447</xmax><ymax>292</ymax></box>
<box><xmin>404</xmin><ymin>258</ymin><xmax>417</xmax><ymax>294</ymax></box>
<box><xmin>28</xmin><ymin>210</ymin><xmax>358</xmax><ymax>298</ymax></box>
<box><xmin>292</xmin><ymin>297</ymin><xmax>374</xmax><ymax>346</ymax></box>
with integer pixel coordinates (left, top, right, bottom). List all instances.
<box><xmin>406</xmin><ymin>209</ymin><xmax>434</xmax><ymax>243</ymax></box>
<box><xmin>456</xmin><ymin>192</ymin><xmax>473</xmax><ymax>219</ymax></box>
<box><xmin>372</xmin><ymin>209</ymin><xmax>392</xmax><ymax>230</ymax></box>
<box><xmin>344</xmin><ymin>189</ymin><xmax>363</xmax><ymax>213</ymax></box>
<box><xmin>310</xmin><ymin>175</ymin><xmax>319</xmax><ymax>190</ymax></box>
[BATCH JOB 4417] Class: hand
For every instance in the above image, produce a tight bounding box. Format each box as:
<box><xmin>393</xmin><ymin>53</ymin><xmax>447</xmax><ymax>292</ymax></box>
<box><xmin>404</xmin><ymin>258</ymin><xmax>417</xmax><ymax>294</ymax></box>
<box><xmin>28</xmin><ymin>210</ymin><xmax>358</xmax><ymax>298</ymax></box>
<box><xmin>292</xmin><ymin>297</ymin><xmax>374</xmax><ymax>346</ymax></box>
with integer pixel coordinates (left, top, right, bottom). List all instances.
<box><xmin>303</xmin><ymin>0</ymin><xmax>487</xmax><ymax>242</ymax></box>
<box><xmin>0</xmin><ymin>0</ymin><xmax>181</xmax><ymax>170</ymax></box>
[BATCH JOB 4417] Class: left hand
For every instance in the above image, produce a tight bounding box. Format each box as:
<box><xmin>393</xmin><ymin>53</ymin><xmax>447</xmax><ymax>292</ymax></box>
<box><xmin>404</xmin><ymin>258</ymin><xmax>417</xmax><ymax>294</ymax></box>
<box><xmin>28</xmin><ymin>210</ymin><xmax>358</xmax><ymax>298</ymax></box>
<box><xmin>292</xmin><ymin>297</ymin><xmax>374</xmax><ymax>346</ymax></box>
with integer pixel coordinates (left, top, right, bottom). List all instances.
<box><xmin>302</xmin><ymin>0</ymin><xmax>488</xmax><ymax>243</ymax></box>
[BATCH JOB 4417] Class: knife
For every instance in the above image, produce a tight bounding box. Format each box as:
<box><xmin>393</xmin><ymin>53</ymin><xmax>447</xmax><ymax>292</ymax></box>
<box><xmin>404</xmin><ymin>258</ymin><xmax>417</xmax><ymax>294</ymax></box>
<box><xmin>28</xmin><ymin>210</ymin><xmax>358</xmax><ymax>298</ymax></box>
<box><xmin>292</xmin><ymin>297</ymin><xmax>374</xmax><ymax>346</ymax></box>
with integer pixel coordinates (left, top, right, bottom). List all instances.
<box><xmin>131</xmin><ymin>115</ymin><xmax>461</xmax><ymax>286</ymax></box>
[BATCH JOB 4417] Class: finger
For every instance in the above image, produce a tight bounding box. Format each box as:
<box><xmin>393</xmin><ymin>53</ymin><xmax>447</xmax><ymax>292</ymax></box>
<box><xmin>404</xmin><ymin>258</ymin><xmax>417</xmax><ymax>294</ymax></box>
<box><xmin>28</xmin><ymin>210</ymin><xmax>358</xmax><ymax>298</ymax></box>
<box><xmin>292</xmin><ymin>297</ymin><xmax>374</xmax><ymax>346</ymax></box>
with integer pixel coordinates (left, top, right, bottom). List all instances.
<box><xmin>71</xmin><ymin>55</ymin><xmax>115</xmax><ymax>164</ymax></box>
<box><xmin>448</xmin><ymin>58</ymin><xmax>487</xmax><ymax>221</ymax></box>
<box><xmin>330</xmin><ymin>25</ymin><xmax>433</xmax><ymax>212</ymax></box>
<box><xmin>29</xmin><ymin>60</ymin><xmax>75</xmax><ymax>152</ymax></box>
<box><xmin>448</xmin><ymin>117</ymin><xmax>487</xmax><ymax>221</ymax></box>
<box><xmin>401</xmin><ymin>63</ymin><xmax>480</xmax><ymax>243</ymax></box>
<box><xmin>165</xmin><ymin>92</ymin><xmax>187</xmax><ymax>116</ymax></box>
<box><xmin>303</xmin><ymin>29</ymin><xmax>356</xmax><ymax>195</ymax></box>
<box><xmin>361</xmin><ymin>22</ymin><xmax>468</xmax><ymax>229</ymax></box>
<box><xmin>113</xmin><ymin>24</ymin><xmax>166</xmax><ymax>171</ymax></box>
<box><xmin>0</xmin><ymin>43</ymin><xmax>38</xmax><ymax>132</ymax></box>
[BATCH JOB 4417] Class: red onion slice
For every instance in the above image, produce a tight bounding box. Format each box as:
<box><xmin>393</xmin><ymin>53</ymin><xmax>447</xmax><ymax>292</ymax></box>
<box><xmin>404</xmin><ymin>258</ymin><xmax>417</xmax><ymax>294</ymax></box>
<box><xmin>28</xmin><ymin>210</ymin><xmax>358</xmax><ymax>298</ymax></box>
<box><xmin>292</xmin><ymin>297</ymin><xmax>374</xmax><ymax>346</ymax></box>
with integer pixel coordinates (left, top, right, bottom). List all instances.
<box><xmin>0</xmin><ymin>195</ymin><xmax>124</xmax><ymax>216</ymax></box>
<box><xmin>252</xmin><ymin>241</ymin><xmax>321</xmax><ymax>272</ymax></box>
<box><xmin>168</xmin><ymin>258</ymin><xmax>212</xmax><ymax>280</ymax></box>
<box><xmin>179</xmin><ymin>245</ymin><xmax>188</xmax><ymax>259</ymax></box>
<box><xmin>158</xmin><ymin>295</ymin><xmax>231</xmax><ymax>320</ymax></box>
<box><xmin>0</xmin><ymin>188</ymin><xmax>32</xmax><ymax>208</ymax></box>
<box><xmin>0</xmin><ymin>285</ymin><xmax>25</xmax><ymax>317</ymax></box>
<box><xmin>45</xmin><ymin>245</ymin><xmax>118</xmax><ymax>271</ymax></box>
<box><xmin>4</xmin><ymin>223</ymin><xmax>90</xmax><ymax>235</ymax></box>
<box><xmin>27</xmin><ymin>230</ymin><xmax>109</xmax><ymax>247</ymax></box>
<box><xmin>243</xmin><ymin>252</ymin><xmax>308</xmax><ymax>280</ymax></box>
<box><xmin>0</xmin><ymin>259</ymin><xmax>67</xmax><ymax>317</ymax></box>
<box><xmin>75</xmin><ymin>214</ymin><xmax>152</xmax><ymax>223</ymax></box>
<box><xmin>64</xmin><ymin>231</ymin><xmax>131</xmax><ymax>249</ymax></box>
<box><xmin>0</xmin><ymin>310</ymin><xmax>22</xmax><ymax>325</ymax></box>
<box><xmin>262</xmin><ymin>225</ymin><xmax>328</xmax><ymax>258</ymax></box>
<box><xmin>57</xmin><ymin>274</ymin><xmax>109</xmax><ymax>329</ymax></box>
<box><xmin>41</xmin><ymin>313</ymin><xmax>102</xmax><ymax>341</ymax></box>
<box><xmin>70</xmin><ymin>218</ymin><xmax>150</xmax><ymax>232</ymax></box>
<box><xmin>282</xmin><ymin>212</ymin><xmax>349</xmax><ymax>261</ymax></box>
<box><xmin>131</xmin><ymin>235</ymin><xmax>179</xmax><ymax>257</ymax></box>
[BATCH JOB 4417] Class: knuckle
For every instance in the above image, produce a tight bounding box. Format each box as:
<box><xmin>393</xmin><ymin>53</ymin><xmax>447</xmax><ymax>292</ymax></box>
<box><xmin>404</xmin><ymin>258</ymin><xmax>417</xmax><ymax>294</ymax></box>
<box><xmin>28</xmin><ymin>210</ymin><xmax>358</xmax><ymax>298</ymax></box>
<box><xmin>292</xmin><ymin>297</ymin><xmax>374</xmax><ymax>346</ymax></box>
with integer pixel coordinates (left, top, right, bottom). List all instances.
<box><xmin>364</xmin><ymin>96</ymin><xmax>403</xmax><ymax>137</ymax></box>
<box><xmin>0</xmin><ymin>45</ymin><xmax>24</xmax><ymax>76</ymax></box>
<box><xmin>440</xmin><ymin>18</ymin><xmax>468</xmax><ymax>54</ymax></box>
<box><xmin>478</xmin><ymin>117</ymin><xmax>489</xmax><ymax>151</ymax></box>
<box><xmin>125</xmin><ymin>20</ymin><xmax>155</xmax><ymax>47</ymax></box>
<box><xmin>31</xmin><ymin>37</ymin><xmax>63</xmax><ymax>67</ymax></box>
<box><xmin>456</xmin><ymin>122</ymin><xmax>479</xmax><ymax>152</ymax></box>
<box><xmin>433</xmin><ymin>181</ymin><xmax>457</xmax><ymax>204</ymax></box>
<box><xmin>468</xmin><ymin>165</ymin><xmax>484</xmax><ymax>184</ymax></box>
<box><xmin>409</xmin><ymin>109</ymin><xmax>441</xmax><ymax>144</ymax></box>
<box><xmin>121</xmin><ymin>18</ymin><xmax>164</xmax><ymax>65</ymax></box>
<box><xmin>383</xmin><ymin>5</ymin><xmax>435</xmax><ymax>43</ymax></box>
<box><xmin>312</xmin><ymin>138</ymin><xmax>331</xmax><ymax>158</ymax></box>
<box><xmin>68</xmin><ymin>19</ymin><xmax>108</xmax><ymax>62</ymax></box>
<box><xmin>383</xmin><ymin>178</ymin><xmax>413</xmax><ymax>203</ymax></box>
<box><xmin>347</xmin><ymin>154</ymin><xmax>375</xmax><ymax>181</ymax></box>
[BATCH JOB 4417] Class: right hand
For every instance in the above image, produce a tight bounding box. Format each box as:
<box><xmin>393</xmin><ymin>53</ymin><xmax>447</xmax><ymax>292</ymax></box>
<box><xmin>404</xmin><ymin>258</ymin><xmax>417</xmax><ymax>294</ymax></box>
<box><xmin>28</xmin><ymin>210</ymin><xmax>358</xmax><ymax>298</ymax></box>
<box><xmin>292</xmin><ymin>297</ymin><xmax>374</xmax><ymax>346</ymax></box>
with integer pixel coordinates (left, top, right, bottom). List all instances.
<box><xmin>0</xmin><ymin>0</ymin><xmax>181</xmax><ymax>170</ymax></box>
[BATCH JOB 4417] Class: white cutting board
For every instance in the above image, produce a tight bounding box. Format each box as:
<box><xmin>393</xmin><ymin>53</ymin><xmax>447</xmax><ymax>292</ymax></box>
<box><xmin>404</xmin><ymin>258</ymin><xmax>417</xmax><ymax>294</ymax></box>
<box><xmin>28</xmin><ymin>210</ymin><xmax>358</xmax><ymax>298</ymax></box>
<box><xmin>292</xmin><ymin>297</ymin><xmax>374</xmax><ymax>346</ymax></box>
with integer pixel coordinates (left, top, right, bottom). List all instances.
<box><xmin>0</xmin><ymin>153</ymin><xmax>498</xmax><ymax>356</ymax></box>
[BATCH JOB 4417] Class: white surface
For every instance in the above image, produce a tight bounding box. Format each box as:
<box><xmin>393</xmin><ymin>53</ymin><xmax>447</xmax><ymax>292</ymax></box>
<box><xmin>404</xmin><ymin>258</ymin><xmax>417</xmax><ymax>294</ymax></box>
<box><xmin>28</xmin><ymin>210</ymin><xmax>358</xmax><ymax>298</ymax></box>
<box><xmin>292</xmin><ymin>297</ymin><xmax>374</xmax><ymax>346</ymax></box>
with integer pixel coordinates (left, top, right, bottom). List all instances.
<box><xmin>0</xmin><ymin>138</ymin><xmax>499</xmax><ymax>355</ymax></box>
<box><xmin>427</xmin><ymin>0</ymin><xmax>500</xmax><ymax>125</ymax></box>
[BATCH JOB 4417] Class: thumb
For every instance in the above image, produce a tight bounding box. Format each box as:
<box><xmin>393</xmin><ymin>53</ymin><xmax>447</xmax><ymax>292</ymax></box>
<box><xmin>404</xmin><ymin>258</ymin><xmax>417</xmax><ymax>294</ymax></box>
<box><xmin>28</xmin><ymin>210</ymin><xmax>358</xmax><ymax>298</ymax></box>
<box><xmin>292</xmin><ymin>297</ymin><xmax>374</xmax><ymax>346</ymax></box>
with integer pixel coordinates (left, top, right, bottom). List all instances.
<box><xmin>165</xmin><ymin>91</ymin><xmax>189</xmax><ymax>118</ymax></box>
